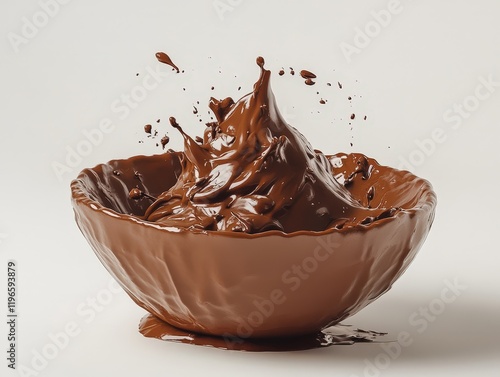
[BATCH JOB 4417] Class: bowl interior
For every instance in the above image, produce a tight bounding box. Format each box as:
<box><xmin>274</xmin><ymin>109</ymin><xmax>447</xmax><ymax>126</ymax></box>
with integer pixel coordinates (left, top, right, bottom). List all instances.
<box><xmin>75</xmin><ymin>152</ymin><xmax>435</xmax><ymax>223</ymax></box>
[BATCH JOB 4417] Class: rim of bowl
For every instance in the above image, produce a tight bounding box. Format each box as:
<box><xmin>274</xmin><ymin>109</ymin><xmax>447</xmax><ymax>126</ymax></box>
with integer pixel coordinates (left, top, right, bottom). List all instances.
<box><xmin>70</xmin><ymin>153</ymin><xmax>437</xmax><ymax>239</ymax></box>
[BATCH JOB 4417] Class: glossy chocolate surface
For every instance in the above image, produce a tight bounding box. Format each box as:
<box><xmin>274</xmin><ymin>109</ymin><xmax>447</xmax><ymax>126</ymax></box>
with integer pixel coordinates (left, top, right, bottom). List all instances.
<box><xmin>71</xmin><ymin>56</ymin><xmax>436</xmax><ymax>343</ymax></box>
<box><xmin>143</xmin><ymin>57</ymin><xmax>398</xmax><ymax>233</ymax></box>
<box><xmin>71</xmin><ymin>151</ymin><xmax>436</xmax><ymax>339</ymax></box>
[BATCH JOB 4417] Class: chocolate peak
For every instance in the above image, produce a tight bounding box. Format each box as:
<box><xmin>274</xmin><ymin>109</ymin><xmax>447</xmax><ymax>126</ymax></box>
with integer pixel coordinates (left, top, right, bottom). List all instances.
<box><xmin>142</xmin><ymin>57</ymin><xmax>396</xmax><ymax>233</ymax></box>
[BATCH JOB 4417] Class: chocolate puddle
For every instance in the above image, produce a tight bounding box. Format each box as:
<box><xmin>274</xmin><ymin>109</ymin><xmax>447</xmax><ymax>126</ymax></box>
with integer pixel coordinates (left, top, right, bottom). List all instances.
<box><xmin>141</xmin><ymin>57</ymin><xmax>396</xmax><ymax>233</ymax></box>
<box><xmin>139</xmin><ymin>314</ymin><xmax>388</xmax><ymax>351</ymax></box>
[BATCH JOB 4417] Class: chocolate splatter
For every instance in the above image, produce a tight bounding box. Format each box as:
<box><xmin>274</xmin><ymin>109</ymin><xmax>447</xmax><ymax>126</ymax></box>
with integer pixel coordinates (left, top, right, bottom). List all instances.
<box><xmin>160</xmin><ymin>136</ymin><xmax>170</xmax><ymax>149</ymax></box>
<box><xmin>300</xmin><ymin>70</ymin><xmax>317</xmax><ymax>79</ymax></box>
<box><xmin>142</xmin><ymin>57</ymin><xmax>396</xmax><ymax>233</ymax></box>
<box><xmin>155</xmin><ymin>52</ymin><xmax>180</xmax><ymax>73</ymax></box>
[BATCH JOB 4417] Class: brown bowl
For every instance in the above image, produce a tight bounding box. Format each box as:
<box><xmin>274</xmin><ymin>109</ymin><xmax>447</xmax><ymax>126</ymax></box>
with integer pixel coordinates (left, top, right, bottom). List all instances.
<box><xmin>71</xmin><ymin>152</ymin><xmax>436</xmax><ymax>338</ymax></box>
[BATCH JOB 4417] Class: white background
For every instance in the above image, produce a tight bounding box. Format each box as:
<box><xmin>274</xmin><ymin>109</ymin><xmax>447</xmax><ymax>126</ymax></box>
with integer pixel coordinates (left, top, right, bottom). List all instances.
<box><xmin>1</xmin><ymin>1</ymin><xmax>499</xmax><ymax>376</ymax></box>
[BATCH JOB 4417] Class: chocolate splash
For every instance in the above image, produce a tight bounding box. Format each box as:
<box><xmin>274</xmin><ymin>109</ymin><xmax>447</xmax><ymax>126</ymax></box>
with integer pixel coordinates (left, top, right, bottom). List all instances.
<box><xmin>70</xmin><ymin>54</ymin><xmax>437</xmax><ymax>348</ymax></box>
<box><xmin>155</xmin><ymin>52</ymin><xmax>180</xmax><ymax>73</ymax></box>
<box><xmin>160</xmin><ymin>136</ymin><xmax>170</xmax><ymax>149</ymax></box>
<box><xmin>142</xmin><ymin>57</ymin><xmax>395</xmax><ymax>233</ymax></box>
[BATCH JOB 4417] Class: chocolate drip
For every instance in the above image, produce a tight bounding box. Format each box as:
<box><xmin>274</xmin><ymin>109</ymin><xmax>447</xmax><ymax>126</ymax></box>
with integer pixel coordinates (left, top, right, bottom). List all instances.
<box><xmin>300</xmin><ymin>70</ymin><xmax>317</xmax><ymax>79</ymax></box>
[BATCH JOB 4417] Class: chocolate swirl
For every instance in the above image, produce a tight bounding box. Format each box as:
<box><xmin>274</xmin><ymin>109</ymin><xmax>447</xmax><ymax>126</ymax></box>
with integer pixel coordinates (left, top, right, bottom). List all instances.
<box><xmin>143</xmin><ymin>57</ymin><xmax>395</xmax><ymax>233</ymax></box>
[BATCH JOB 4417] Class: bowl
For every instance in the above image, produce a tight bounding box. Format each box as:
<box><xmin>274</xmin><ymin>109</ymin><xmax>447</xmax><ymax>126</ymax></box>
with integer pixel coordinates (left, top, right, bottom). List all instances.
<box><xmin>70</xmin><ymin>152</ymin><xmax>436</xmax><ymax>339</ymax></box>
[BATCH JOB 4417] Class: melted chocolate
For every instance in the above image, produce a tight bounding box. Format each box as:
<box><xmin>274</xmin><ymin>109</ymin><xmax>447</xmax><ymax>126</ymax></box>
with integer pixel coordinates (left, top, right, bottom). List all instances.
<box><xmin>300</xmin><ymin>69</ymin><xmax>317</xmax><ymax>79</ymax></box>
<box><xmin>155</xmin><ymin>52</ymin><xmax>180</xmax><ymax>73</ymax></box>
<box><xmin>129</xmin><ymin>188</ymin><xmax>157</xmax><ymax>202</ymax></box>
<box><xmin>139</xmin><ymin>313</ymin><xmax>388</xmax><ymax>351</ymax></box>
<box><xmin>70</xmin><ymin>55</ymin><xmax>437</xmax><ymax>350</ymax></box>
<box><xmin>142</xmin><ymin>57</ymin><xmax>394</xmax><ymax>233</ymax></box>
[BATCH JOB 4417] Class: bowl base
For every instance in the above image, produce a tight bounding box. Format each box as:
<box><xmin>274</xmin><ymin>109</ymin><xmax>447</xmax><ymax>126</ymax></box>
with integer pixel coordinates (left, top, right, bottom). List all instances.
<box><xmin>139</xmin><ymin>314</ymin><xmax>389</xmax><ymax>352</ymax></box>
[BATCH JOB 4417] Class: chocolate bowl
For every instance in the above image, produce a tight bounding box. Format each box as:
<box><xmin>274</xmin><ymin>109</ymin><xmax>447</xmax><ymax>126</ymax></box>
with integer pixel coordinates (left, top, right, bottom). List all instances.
<box><xmin>70</xmin><ymin>151</ymin><xmax>436</xmax><ymax>339</ymax></box>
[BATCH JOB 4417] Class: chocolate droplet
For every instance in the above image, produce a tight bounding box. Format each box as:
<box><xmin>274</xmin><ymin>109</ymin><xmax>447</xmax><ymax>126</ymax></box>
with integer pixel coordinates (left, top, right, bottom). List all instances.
<box><xmin>300</xmin><ymin>70</ymin><xmax>317</xmax><ymax>79</ymax></box>
<box><xmin>155</xmin><ymin>52</ymin><xmax>180</xmax><ymax>73</ymax></box>
<box><xmin>161</xmin><ymin>136</ymin><xmax>170</xmax><ymax>149</ymax></box>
